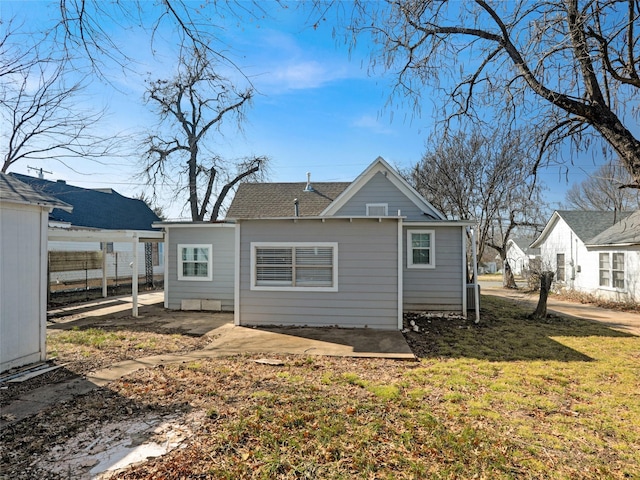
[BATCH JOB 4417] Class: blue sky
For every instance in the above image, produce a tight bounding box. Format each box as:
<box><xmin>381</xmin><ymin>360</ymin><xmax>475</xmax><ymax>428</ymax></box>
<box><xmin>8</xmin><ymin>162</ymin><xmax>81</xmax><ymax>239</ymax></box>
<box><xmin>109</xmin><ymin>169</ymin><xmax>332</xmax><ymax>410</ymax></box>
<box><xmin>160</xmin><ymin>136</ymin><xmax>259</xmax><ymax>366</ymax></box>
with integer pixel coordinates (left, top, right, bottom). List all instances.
<box><xmin>2</xmin><ymin>1</ymin><xmax>607</xmax><ymax>219</ymax></box>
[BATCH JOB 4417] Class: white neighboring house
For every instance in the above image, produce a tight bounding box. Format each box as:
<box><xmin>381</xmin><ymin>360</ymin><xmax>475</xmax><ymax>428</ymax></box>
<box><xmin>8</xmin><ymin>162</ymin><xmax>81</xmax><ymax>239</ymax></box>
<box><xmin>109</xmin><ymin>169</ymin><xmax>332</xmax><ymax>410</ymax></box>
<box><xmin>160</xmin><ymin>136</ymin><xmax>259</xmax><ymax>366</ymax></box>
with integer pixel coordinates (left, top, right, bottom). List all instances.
<box><xmin>505</xmin><ymin>237</ymin><xmax>540</xmax><ymax>276</ymax></box>
<box><xmin>531</xmin><ymin>210</ymin><xmax>639</xmax><ymax>303</ymax></box>
<box><xmin>0</xmin><ymin>174</ymin><xmax>71</xmax><ymax>372</ymax></box>
<box><xmin>10</xmin><ymin>173</ymin><xmax>164</xmax><ymax>287</ymax></box>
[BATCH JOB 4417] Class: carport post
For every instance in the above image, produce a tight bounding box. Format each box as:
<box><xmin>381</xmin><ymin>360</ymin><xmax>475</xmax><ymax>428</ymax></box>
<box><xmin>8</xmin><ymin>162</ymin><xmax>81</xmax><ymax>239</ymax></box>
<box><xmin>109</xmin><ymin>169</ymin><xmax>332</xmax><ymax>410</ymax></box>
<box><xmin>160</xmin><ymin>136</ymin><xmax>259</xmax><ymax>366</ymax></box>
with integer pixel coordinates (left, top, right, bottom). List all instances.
<box><xmin>132</xmin><ymin>233</ymin><xmax>139</xmax><ymax>317</ymax></box>
<box><xmin>101</xmin><ymin>241</ymin><xmax>107</xmax><ymax>298</ymax></box>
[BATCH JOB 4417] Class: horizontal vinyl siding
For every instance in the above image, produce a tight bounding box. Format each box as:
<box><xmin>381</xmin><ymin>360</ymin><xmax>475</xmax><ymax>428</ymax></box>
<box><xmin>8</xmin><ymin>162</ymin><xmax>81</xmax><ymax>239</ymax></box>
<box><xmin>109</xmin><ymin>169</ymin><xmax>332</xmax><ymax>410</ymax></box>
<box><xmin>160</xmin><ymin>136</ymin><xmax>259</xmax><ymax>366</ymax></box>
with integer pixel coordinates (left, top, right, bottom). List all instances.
<box><xmin>403</xmin><ymin>226</ymin><xmax>464</xmax><ymax>311</ymax></box>
<box><xmin>239</xmin><ymin>219</ymin><xmax>399</xmax><ymax>329</ymax></box>
<box><xmin>334</xmin><ymin>172</ymin><xmax>431</xmax><ymax>221</ymax></box>
<box><xmin>166</xmin><ymin>226</ymin><xmax>235</xmax><ymax>310</ymax></box>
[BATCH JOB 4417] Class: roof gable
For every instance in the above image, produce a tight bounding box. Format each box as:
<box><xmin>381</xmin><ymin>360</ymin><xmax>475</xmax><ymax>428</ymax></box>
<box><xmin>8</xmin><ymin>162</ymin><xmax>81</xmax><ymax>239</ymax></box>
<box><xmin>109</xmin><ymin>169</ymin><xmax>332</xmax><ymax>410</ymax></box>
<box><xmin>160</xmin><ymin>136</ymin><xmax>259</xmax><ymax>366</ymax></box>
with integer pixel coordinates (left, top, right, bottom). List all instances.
<box><xmin>226</xmin><ymin>182</ymin><xmax>350</xmax><ymax>219</ymax></box>
<box><xmin>321</xmin><ymin>157</ymin><xmax>445</xmax><ymax>219</ymax></box>
<box><xmin>587</xmin><ymin>210</ymin><xmax>640</xmax><ymax>246</ymax></box>
<box><xmin>9</xmin><ymin>173</ymin><xmax>160</xmax><ymax>231</ymax></box>
<box><xmin>0</xmin><ymin>173</ymin><xmax>71</xmax><ymax>211</ymax></box>
<box><xmin>507</xmin><ymin>237</ymin><xmax>540</xmax><ymax>256</ymax></box>
<box><xmin>531</xmin><ymin>210</ymin><xmax>634</xmax><ymax>248</ymax></box>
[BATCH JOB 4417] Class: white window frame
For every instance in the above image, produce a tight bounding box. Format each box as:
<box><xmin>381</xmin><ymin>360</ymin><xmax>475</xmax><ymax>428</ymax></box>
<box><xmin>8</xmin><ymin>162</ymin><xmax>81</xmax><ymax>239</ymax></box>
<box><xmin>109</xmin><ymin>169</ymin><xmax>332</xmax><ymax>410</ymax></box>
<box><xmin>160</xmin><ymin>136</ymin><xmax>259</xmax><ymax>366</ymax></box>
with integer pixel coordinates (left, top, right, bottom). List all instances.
<box><xmin>407</xmin><ymin>229</ymin><xmax>435</xmax><ymax>269</ymax></box>
<box><xmin>366</xmin><ymin>203</ymin><xmax>388</xmax><ymax>216</ymax></box>
<box><xmin>251</xmin><ymin>242</ymin><xmax>338</xmax><ymax>292</ymax></box>
<box><xmin>177</xmin><ymin>244</ymin><xmax>213</xmax><ymax>281</ymax></box>
<box><xmin>599</xmin><ymin>252</ymin><xmax>625</xmax><ymax>290</ymax></box>
<box><xmin>556</xmin><ymin>253</ymin><xmax>566</xmax><ymax>282</ymax></box>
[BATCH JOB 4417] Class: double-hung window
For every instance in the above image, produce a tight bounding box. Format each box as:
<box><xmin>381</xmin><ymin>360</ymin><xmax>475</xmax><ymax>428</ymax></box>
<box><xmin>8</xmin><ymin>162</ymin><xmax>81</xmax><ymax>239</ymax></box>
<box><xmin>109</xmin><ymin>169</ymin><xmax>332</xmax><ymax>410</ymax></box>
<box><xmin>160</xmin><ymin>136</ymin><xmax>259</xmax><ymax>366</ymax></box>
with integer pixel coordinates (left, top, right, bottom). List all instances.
<box><xmin>407</xmin><ymin>230</ymin><xmax>435</xmax><ymax>268</ymax></box>
<box><xmin>178</xmin><ymin>244</ymin><xmax>212</xmax><ymax>281</ymax></box>
<box><xmin>599</xmin><ymin>252</ymin><xmax>625</xmax><ymax>289</ymax></box>
<box><xmin>251</xmin><ymin>243</ymin><xmax>338</xmax><ymax>291</ymax></box>
<box><xmin>556</xmin><ymin>253</ymin><xmax>566</xmax><ymax>282</ymax></box>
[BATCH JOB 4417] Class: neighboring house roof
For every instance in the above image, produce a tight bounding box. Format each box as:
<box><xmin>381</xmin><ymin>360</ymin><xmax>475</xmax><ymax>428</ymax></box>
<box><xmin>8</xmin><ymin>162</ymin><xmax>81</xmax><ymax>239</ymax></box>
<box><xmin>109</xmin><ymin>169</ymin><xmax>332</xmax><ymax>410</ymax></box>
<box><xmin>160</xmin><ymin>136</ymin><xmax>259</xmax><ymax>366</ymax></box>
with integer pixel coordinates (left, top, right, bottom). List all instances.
<box><xmin>587</xmin><ymin>210</ymin><xmax>640</xmax><ymax>246</ymax></box>
<box><xmin>0</xmin><ymin>173</ymin><xmax>72</xmax><ymax>211</ymax></box>
<box><xmin>321</xmin><ymin>157</ymin><xmax>446</xmax><ymax>220</ymax></box>
<box><xmin>508</xmin><ymin>237</ymin><xmax>540</xmax><ymax>256</ymax></box>
<box><xmin>227</xmin><ymin>182</ymin><xmax>351</xmax><ymax>218</ymax></box>
<box><xmin>9</xmin><ymin>173</ymin><xmax>160</xmax><ymax>231</ymax></box>
<box><xmin>531</xmin><ymin>210</ymin><xmax>634</xmax><ymax>248</ymax></box>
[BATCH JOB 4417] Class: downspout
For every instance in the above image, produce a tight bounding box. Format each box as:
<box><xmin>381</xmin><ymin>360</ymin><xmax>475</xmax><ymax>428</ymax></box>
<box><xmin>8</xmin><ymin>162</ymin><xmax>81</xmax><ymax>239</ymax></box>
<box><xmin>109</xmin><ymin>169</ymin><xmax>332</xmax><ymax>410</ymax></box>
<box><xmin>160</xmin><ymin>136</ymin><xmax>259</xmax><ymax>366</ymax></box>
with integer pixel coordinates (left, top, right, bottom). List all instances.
<box><xmin>468</xmin><ymin>226</ymin><xmax>480</xmax><ymax>324</ymax></box>
<box><xmin>397</xmin><ymin>216</ymin><xmax>403</xmax><ymax>330</ymax></box>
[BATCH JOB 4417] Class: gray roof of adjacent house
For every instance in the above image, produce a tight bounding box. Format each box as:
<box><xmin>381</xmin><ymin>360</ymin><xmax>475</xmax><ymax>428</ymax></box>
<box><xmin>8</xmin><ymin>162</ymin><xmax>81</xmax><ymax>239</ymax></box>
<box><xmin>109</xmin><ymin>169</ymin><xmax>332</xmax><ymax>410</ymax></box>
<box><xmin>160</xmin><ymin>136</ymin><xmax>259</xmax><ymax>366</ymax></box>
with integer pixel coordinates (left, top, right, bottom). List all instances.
<box><xmin>9</xmin><ymin>173</ymin><xmax>159</xmax><ymax>231</ymax></box>
<box><xmin>510</xmin><ymin>237</ymin><xmax>540</xmax><ymax>256</ymax></box>
<box><xmin>226</xmin><ymin>182</ymin><xmax>351</xmax><ymax>218</ymax></box>
<box><xmin>587</xmin><ymin>210</ymin><xmax>640</xmax><ymax>245</ymax></box>
<box><xmin>556</xmin><ymin>210</ymin><xmax>634</xmax><ymax>243</ymax></box>
<box><xmin>0</xmin><ymin>173</ymin><xmax>72</xmax><ymax>211</ymax></box>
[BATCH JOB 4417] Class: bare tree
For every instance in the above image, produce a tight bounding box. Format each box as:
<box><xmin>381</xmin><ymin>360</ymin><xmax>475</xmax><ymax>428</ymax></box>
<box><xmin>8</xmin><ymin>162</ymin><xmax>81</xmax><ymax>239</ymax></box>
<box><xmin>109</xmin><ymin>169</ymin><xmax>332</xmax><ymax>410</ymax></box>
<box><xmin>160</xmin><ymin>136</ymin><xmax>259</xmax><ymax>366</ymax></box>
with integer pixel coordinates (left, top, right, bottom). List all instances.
<box><xmin>142</xmin><ymin>48</ymin><xmax>268</xmax><ymax>221</ymax></box>
<box><xmin>328</xmin><ymin>0</ymin><xmax>640</xmax><ymax>187</ymax></box>
<box><xmin>409</xmin><ymin>128</ymin><xmax>545</xmax><ymax>287</ymax></box>
<box><xmin>565</xmin><ymin>161</ymin><xmax>640</xmax><ymax>213</ymax></box>
<box><xmin>1</xmin><ymin>19</ymin><xmax>116</xmax><ymax>173</ymax></box>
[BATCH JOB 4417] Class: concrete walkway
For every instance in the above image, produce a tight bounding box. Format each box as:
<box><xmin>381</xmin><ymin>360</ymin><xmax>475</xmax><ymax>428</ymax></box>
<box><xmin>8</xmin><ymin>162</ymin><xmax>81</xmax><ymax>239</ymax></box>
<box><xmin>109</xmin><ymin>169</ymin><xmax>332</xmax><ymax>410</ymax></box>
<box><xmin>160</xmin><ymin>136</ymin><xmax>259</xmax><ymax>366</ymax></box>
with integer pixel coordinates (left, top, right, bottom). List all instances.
<box><xmin>1</xmin><ymin>292</ymin><xmax>414</xmax><ymax>427</ymax></box>
<box><xmin>482</xmin><ymin>285</ymin><xmax>640</xmax><ymax>337</ymax></box>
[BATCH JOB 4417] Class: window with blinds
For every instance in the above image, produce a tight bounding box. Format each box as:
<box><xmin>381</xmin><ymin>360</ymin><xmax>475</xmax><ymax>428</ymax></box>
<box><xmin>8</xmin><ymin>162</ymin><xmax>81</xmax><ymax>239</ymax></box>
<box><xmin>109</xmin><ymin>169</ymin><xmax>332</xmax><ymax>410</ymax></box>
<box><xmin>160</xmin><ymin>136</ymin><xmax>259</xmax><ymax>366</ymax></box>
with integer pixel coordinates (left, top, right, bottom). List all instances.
<box><xmin>252</xmin><ymin>243</ymin><xmax>337</xmax><ymax>290</ymax></box>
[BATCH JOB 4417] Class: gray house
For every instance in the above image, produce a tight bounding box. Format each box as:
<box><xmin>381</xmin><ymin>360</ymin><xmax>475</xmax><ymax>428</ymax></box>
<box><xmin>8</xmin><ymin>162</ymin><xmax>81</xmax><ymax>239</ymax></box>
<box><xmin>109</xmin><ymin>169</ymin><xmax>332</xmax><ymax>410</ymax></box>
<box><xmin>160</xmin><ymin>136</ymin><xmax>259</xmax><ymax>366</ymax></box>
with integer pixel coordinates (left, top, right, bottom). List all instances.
<box><xmin>159</xmin><ymin>157</ymin><xmax>473</xmax><ymax>329</ymax></box>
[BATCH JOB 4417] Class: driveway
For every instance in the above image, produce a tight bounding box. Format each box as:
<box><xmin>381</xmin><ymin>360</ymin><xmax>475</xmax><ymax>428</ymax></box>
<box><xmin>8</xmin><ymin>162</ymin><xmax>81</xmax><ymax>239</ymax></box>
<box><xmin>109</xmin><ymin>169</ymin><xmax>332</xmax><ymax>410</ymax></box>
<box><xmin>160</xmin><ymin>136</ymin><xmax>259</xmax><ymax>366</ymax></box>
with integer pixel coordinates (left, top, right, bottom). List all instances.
<box><xmin>480</xmin><ymin>283</ymin><xmax>640</xmax><ymax>337</ymax></box>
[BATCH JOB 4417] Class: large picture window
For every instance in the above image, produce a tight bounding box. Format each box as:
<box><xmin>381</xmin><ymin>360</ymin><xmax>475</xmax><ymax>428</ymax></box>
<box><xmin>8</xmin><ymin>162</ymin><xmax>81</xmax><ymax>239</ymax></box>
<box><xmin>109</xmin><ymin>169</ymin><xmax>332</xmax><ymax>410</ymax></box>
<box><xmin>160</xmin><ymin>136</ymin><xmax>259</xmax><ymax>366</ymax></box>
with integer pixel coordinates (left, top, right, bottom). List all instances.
<box><xmin>251</xmin><ymin>243</ymin><xmax>338</xmax><ymax>291</ymax></box>
<box><xmin>599</xmin><ymin>252</ymin><xmax>625</xmax><ymax>289</ymax></box>
<box><xmin>178</xmin><ymin>244</ymin><xmax>212</xmax><ymax>281</ymax></box>
<box><xmin>407</xmin><ymin>230</ymin><xmax>435</xmax><ymax>268</ymax></box>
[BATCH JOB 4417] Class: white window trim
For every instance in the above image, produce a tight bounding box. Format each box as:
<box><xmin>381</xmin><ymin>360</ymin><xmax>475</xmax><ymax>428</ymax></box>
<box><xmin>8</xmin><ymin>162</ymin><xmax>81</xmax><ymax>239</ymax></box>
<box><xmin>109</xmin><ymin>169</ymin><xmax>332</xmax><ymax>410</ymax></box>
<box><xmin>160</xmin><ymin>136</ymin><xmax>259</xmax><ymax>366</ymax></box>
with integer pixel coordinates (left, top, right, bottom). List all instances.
<box><xmin>407</xmin><ymin>229</ymin><xmax>435</xmax><ymax>269</ymax></box>
<box><xmin>250</xmin><ymin>242</ymin><xmax>338</xmax><ymax>292</ymax></box>
<box><xmin>177</xmin><ymin>244</ymin><xmax>213</xmax><ymax>281</ymax></box>
<box><xmin>598</xmin><ymin>251</ymin><xmax>626</xmax><ymax>292</ymax></box>
<box><xmin>556</xmin><ymin>253</ymin><xmax>566</xmax><ymax>282</ymax></box>
<box><xmin>366</xmin><ymin>203</ymin><xmax>388</xmax><ymax>216</ymax></box>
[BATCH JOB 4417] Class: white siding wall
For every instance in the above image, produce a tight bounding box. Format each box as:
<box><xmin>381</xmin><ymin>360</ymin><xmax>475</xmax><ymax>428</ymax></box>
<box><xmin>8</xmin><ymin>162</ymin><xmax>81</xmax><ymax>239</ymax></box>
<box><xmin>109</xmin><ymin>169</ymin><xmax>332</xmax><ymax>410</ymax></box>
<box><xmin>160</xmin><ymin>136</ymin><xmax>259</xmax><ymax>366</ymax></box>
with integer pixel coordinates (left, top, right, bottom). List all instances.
<box><xmin>403</xmin><ymin>225</ymin><xmax>464</xmax><ymax>311</ymax></box>
<box><xmin>238</xmin><ymin>219</ymin><xmax>400</xmax><ymax>329</ymax></box>
<box><xmin>1</xmin><ymin>202</ymin><xmax>48</xmax><ymax>372</ymax></box>
<box><xmin>506</xmin><ymin>243</ymin><xmax>528</xmax><ymax>276</ymax></box>
<box><xmin>166</xmin><ymin>225</ymin><xmax>235</xmax><ymax>310</ymax></box>
<box><xmin>539</xmin><ymin>218</ymin><xmax>639</xmax><ymax>302</ymax></box>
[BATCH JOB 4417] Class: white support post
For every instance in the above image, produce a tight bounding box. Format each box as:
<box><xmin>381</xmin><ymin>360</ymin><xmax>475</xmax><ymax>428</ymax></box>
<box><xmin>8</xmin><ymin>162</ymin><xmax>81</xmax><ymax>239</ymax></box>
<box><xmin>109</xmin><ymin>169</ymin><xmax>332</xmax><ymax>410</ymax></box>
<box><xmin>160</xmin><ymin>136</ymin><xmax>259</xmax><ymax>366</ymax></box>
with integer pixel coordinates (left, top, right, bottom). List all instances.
<box><xmin>471</xmin><ymin>226</ymin><xmax>480</xmax><ymax>324</ymax></box>
<box><xmin>101</xmin><ymin>242</ymin><xmax>108</xmax><ymax>298</ymax></box>
<box><xmin>132</xmin><ymin>234</ymin><xmax>139</xmax><ymax>317</ymax></box>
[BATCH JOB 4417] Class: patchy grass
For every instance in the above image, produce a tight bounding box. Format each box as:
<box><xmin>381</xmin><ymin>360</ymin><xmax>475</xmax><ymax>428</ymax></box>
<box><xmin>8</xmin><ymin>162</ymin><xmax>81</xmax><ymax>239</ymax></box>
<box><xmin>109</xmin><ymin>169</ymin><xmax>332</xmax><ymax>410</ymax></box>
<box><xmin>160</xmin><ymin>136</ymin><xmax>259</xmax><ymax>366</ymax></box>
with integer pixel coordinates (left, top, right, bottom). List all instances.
<box><xmin>2</xmin><ymin>296</ymin><xmax>639</xmax><ymax>479</ymax></box>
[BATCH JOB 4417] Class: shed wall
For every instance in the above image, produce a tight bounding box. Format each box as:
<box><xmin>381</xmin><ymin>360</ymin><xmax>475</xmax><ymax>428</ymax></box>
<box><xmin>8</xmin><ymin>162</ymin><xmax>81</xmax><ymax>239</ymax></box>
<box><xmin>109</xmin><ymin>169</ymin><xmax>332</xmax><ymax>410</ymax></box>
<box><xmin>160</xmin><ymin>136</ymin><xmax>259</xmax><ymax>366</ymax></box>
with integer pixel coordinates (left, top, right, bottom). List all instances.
<box><xmin>1</xmin><ymin>202</ymin><xmax>47</xmax><ymax>372</ymax></box>
<box><xmin>238</xmin><ymin>219</ymin><xmax>399</xmax><ymax>329</ymax></box>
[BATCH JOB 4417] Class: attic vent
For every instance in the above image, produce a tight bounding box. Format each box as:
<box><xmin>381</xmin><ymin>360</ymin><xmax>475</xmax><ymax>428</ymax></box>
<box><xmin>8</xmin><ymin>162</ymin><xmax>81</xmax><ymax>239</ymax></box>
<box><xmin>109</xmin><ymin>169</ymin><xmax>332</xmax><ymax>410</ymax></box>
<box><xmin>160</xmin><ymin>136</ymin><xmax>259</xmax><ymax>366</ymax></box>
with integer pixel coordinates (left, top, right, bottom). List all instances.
<box><xmin>304</xmin><ymin>172</ymin><xmax>314</xmax><ymax>192</ymax></box>
<box><xmin>366</xmin><ymin>203</ymin><xmax>388</xmax><ymax>216</ymax></box>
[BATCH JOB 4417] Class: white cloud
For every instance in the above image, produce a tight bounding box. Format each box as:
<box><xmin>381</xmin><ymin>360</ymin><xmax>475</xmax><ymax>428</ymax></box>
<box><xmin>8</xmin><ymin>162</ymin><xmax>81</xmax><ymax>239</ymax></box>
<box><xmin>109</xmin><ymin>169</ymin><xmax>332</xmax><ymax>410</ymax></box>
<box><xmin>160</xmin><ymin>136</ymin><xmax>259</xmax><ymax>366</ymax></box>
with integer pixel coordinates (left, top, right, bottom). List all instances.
<box><xmin>351</xmin><ymin>115</ymin><xmax>395</xmax><ymax>135</ymax></box>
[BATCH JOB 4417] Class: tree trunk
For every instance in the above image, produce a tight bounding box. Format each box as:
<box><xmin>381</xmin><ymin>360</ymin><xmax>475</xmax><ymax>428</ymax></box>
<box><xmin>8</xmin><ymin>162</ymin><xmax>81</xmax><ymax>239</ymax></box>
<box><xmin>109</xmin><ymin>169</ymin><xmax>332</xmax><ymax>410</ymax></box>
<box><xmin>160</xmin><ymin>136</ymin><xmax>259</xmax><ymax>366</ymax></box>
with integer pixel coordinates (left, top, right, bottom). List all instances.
<box><xmin>531</xmin><ymin>271</ymin><xmax>555</xmax><ymax>320</ymax></box>
<box><xmin>503</xmin><ymin>259</ymin><xmax>518</xmax><ymax>289</ymax></box>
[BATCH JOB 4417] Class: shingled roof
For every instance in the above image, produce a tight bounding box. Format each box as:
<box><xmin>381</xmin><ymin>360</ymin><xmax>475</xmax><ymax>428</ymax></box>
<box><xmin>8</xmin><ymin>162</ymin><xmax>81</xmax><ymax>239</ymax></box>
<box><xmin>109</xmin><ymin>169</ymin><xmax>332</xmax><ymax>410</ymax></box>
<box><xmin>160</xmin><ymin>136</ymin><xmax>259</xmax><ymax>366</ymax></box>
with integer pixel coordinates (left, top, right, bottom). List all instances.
<box><xmin>10</xmin><ymin>173</ymin><xmax>160</xmax><ymax>231</ymax></box>
<box><xmin>0</xmin><ymin>173</ymin><xmax>71</xmax><ymax>211</ymax></box>
<box><xmin>226</xmin><ymin>182</ymin><xmax>350</xmax><ymax>219</ymax></box>
<box><xmin>556</xmin><ymin>210</ymin><xmax>634</xmax><ymax>243</ymax></box>
<box><xmin>587</xmin><ymin>210</ymin><xmax>640</xmax><ymax>245</ymax></box>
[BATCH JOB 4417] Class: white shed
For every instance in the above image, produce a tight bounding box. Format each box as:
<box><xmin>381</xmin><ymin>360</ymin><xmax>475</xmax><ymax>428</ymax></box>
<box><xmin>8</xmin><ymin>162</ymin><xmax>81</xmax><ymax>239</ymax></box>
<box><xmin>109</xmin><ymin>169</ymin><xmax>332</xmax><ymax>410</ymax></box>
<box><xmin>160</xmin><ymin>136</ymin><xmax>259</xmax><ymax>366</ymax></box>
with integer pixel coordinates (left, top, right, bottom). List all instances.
<box><xmin>0</xmin><ymin>174</ymin><xmax>71</xmax><ymax>372</ymax></box>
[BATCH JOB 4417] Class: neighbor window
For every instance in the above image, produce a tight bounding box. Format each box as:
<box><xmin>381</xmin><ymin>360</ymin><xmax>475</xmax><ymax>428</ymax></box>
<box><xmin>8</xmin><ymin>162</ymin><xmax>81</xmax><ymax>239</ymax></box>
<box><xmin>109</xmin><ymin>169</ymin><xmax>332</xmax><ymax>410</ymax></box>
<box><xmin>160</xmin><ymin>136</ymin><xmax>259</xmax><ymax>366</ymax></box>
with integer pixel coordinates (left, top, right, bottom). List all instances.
<box><xmin>366</xmin><ymin>203</ymin><xmax>388</xmax><ymax>216</ymax></box>
<box><xmin>101</xmin><ymin>242</ymin><xmax>114</xmax><ymax>253</ymax></box>
<box><xmin>556</xmin><ymin>253</ymin><xmax>565</xmax><ymax>282</ymax></box>
<box><xmin>407</xmin><ymin>230</ymin><xmax>435</xmax><ymax>268</ymax></box>
<box><xmin>178</xmin><ymin>244</ymin><xmax>212</xmax><ymax>281</ymax></box>
<box><xmin>599</xmin><ymin>252</ymin><xmax>625</xmax><ymax>289</ymax></box>
<box><xmin>251</xmin><ymin>243</ymin><xmax>338</xmax><ymax>291</ymax></box>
